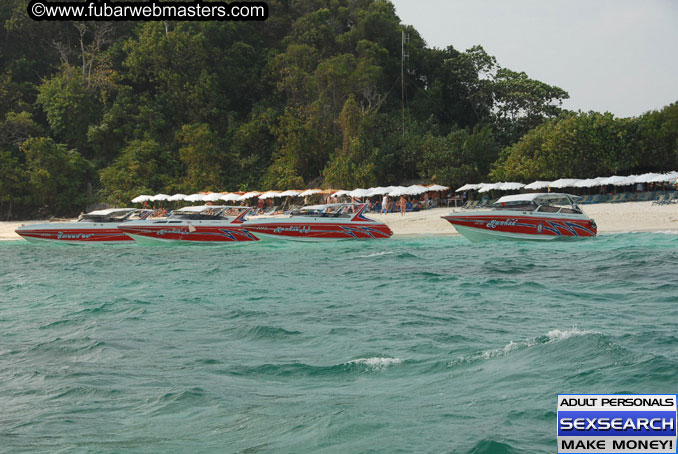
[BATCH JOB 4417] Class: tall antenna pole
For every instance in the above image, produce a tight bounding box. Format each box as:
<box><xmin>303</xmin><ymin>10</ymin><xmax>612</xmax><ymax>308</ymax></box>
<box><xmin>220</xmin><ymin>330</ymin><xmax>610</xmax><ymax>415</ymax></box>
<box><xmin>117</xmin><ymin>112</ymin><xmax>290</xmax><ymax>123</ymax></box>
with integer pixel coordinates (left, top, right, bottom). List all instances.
<box><xmin>401</xmin><ymin>29</ymin><xmax>405</xmax><ymax>138</ymax></box>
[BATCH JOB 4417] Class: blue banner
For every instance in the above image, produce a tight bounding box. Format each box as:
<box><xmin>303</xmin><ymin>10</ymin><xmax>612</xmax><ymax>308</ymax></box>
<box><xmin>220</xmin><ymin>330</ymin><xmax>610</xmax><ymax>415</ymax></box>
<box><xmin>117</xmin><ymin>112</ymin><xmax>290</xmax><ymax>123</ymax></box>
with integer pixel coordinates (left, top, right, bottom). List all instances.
<box><xmin>558</xmin><ymin>411</ymin><xmax>677</xmax><ymax>437</ymax></box>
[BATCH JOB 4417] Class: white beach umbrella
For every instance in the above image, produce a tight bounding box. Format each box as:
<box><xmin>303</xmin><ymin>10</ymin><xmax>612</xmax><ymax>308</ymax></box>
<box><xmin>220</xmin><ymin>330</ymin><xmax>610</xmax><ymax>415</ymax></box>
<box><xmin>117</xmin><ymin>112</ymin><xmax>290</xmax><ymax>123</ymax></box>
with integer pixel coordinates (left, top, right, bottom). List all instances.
<box><xmin>387</xmin><ymin>186</ymin><xmax>410</xmax><ymax>197</ymax></box>
<box><xmin>633</xmin><ymin>173</ymin><xmax>662</xmax><ymax>184</ymax></box>
<box><xmin>219</xmin><ymin>193</ymin><xmax>241</xmax><ymax>202</ymax></box>
<box><xmin>456</xmin><ymin>183</ymin><xmax>486</xmax><ymax>192</ymax></box>
<box><xmin>405</xmin><ymin>184</ymin><xmax>429</xmax><ymax>195</ymax></box>
<box><xmin>648</xmin><ymin>172</ymin><xmax>678</xmax><ymax>183</ymax></box>
<box><xmin>497</xmin><ymin>182</ymin><xmax>525</xmax><ymax>191</ymax></box>
<box><xmin>152</xmin><ymin>193</ymin><xmax>171</xmax><ymax>201</ymax></box>
<box><xmin>168</xmin><ymin>193</ymin><xmax>188</xmax><ymax>201</ymax></box>
<box><xmin>278</xmin><ymin>190</ymin><xmax>301</xmax><ymax>197</ymax></box>
<box><xmin>185</xmin><ymin>193</ymin><xmax>206</xmax><ymax>202</ymax></box>
<box><xmin>601</xmin><ymin>175</ymin><xmax>632</xmax><ymax>186</ymax></box>
<box><xmin>574</xmin><ymin>177</ymin><xmax>607</xmax><ymax>188</ymax></box>
<box><xmin>524</xmin><ymin>181</ymin><xmax>552</xmax><ymax>190</ymax></box>
<box><xmin>131</xmin><ymin>195</ymin><xmax>153</xmax><ymax>203</ymax></box>
<box><xmin>426</xmin><ymin>184</ymin><xmax>449</xmax><ymax>192</ymax></box>
<box><xmin>366</xmin><ymin>186</ymin><xmax>394</xmax><ymax>196</ymax></box>
<box><xmin>259</xmin><ymin>191</ymin><xmax>282</xmax><ymax>199</ymax></box>
<box><xmin>549</xmin><ymin>179</ymin><xmax>580</xmax><ymax>189</ymax></box>
<box><xmin>202</xmin><ymin>192</ymin><xmax>224</xmax><ymax>202</ymax></box>
<box><xmin>237</xmin><ymin>191</ymin><xmax>261</xmax><ymax>201</ymax></box>
<box><xmin>348</xmin><ymin>188</ymin><xmax>371</xmax><ymax>198</ymax></box>
<box><xmin>330</xmin><ymin>190</ymin><xmax>350</xmax><ymax>198</ymax></box>
<box><xmin>299</xmin><ymin>189</ymin><xmax>322</xmax><ymax>197</ymax></box>
<box><xmin>478</xmin><ymin>183</ymin><xmax>501</xmax><ymax>193</ymax></box>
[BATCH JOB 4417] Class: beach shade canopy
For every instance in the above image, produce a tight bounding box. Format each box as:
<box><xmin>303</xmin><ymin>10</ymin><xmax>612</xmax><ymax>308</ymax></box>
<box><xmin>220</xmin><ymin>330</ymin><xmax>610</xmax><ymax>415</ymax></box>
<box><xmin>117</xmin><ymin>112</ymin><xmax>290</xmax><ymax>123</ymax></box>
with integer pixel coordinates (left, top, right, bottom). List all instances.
<box><xmin>524</xmin><ymin>181</ymin><xmax>552</xmax><ymax>190</ymax></box>
<box><xmin>601</xmin><ymin>175</ymin><xmax>634</xmax><ymax>186</ymax></box>
<box><xmin>574</xmin><ymin>177</ymin><xmax>607</xmax><ymax>188</ymax></box>
<box><xmin>236</xmin><ymin>191</ymin><xmax>261</xmax><ymax>201</ymax></box>
<box><xmin>387</xmin><ymin>186</ymin><xmax>408</xmax><ymax>197</ymax></box>
<box><xmin>219</xmin><ymin>193</ymin><xmax>241</xmax><ymax>202</ymax></box>
<box><xmin>497</xmin><ymin>182</ymin><xmax>525</xmax><ymax>191</ymax></box>
<box><xmin>455</xmin><ymin>183</ymin><xmax>486</xmax><ymax>192</ymax></box>
<box><xmin>299</xmin><ymin>189</ymin><xmax>322</xmax><ymax>197</ymax></box>
<box><xmin>406</xmin><ymin>184</ymin><xmax>429</xmax><ymax>195</ymax></box>
<box><xmin>185</xmin><ymin>193</ymin><xmax>207</xmax><ymax>202</ymax></box>
<box><xmin>203</xmin><ymin>192</ymin><xmax>225</xmax><ymax>202</ymax></box>
<box><xmin>366</xmin><ymin>186</ymin><xmax>395</xmax><ymax>196</ymax></box>
<box><xmin>634</xmin><ymin>173</ymin><xmax>663</xmax><ymax>183</ymax></box>
<box><xmin>259</xmin><ymin>190</ymin><xmax>282</xmax><ymax>199</ymax></box>
<box><xmin>549</xmin><ymin>178</ymin><xmax>580</xmax><ymax>189</ymax></box>
<box><xmin>168</xmin><ymin>193</ymin><xmax>188</xmax><ymax>201</ymax></box>
<box><xmin>478</xmin><ymin>183</ymin><xmax>500</xmax><ymax>193</ymax></box>
<box><xmin>152</xmin><ymin>193</ymin><xmax>171</xmax><ymax>201</ymax></box>
<box><xmin>330</xmin><ymin>190</ymin><xmax>350</xmax><ymax>198</ymax></box>
<box><xmin>349</xmin><ymin>188</ymin><xmax>371</xmax><ymax>198</ymax></box>
<box><xmin>131</xmin><ymin>195</ymin><xmax>153</xmax><ymax>203</ymax></box>
<box><xmin>426</xmin><ymin>184</ymin><xmax>449</xmax><ymax>192</ymax></box>
<box><xmin>646</xmin><ymin>171</ymin><xmax>678</xmax><ymax>183</ymax></box>
<box><xmin>278</xmin><ymin>190</ymin><xmax>301</xmax><ymax>197</ymax></box>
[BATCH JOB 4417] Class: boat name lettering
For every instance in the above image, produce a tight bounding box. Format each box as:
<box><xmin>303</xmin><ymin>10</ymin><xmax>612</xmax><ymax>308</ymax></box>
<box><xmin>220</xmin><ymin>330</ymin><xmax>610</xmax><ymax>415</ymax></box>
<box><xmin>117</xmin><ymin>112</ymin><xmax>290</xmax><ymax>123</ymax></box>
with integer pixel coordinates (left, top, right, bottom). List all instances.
<box><xmin>157</xmin><ymin>228</ymin><xmax>186</xmax><ymax>235</ymax></box>
<box><xmin>486</xmin><ymin>219</ymin><xmax>518</xmax><ymax>229</ymax></box>
<box><xmin>273</xmin><ymin>225</ymin><xmax>311</xmax><ymax>234</ymax></box>
<box><xmin>57</xmin><ymin>232</ymin><xmax>92</xmax><ymax>239</ymax></box>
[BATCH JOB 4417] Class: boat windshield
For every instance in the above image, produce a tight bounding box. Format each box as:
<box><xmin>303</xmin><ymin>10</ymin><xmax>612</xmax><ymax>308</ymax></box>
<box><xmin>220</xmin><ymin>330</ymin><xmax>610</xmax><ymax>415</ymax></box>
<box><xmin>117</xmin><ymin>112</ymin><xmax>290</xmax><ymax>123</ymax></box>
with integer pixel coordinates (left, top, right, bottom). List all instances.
<box><xmin>168</xmin><ymin>206</ymin><xmax>245</xmax><ymax>220</ymax></box>
<box><xmin>78</xmin><ymin>209</ymin><xmax>144</xmax><ymax>222</ymax></box>
<box><xmin>492</xmin><ymin>198</ymin><xmax>582</xmax><ymax>214</ymax></box>
<box><xmin>290</xmin><ymin>204</ymin><xmax>356</xmax><ymax>218</ymax></box>
<box><xmin>492</xmin><ymin>202</ymin><xmax>537</xmax><ymax>211</ymax></box>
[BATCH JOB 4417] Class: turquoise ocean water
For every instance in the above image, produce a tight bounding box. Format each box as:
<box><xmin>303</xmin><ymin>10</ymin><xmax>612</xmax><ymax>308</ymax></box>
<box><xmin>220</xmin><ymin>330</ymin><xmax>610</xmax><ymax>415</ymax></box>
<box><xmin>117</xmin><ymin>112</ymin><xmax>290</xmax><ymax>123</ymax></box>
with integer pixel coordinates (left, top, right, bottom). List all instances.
<box><xmin>1</xmin><ymin>233</ymin><xmax>677</xmax><ymax>453</ymax></box>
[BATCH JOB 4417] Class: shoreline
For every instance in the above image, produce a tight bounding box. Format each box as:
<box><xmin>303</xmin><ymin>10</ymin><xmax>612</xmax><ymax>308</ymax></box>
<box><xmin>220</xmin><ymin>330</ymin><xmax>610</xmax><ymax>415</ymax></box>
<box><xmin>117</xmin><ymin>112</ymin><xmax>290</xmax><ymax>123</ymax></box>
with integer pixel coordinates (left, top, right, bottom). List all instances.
<box><xmin>2</xmin><ymin>202</ymin><xmax>677</xmax><ymax>241</ymax></box>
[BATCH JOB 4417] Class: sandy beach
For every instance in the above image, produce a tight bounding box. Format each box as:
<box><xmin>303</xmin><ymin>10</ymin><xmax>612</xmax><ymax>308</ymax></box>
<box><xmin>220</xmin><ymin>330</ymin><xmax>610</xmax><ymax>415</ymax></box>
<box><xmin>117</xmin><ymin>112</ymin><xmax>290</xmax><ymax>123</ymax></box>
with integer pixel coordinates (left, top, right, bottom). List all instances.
<box><xmin>2</xmin><ymin>202</ymin><xmax>677</xmax><ymax>241</ymax></box>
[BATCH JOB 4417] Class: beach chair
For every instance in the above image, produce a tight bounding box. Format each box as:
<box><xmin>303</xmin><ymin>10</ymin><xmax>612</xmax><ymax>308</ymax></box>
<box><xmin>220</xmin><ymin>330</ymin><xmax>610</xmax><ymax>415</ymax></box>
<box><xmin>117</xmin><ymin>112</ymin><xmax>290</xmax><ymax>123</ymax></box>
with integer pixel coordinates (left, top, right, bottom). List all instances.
<box><xmin>616</xmin><ymin>192</ymin><xmax>631</xmax><ymax>203</ymax></box>
<box><xmin>634</xmin><ymin>191</ymin><xmax>652</xmax><ymax>202</ymax></box>
<box><xmin>586</xmin><ymin>194</ymin><xmax>600</xmax><ymax>204</ymax></box>
<box><xmin>652</xmin><ymin>193</ymin><xmax>667</xmax><ymax>206</ymax></box>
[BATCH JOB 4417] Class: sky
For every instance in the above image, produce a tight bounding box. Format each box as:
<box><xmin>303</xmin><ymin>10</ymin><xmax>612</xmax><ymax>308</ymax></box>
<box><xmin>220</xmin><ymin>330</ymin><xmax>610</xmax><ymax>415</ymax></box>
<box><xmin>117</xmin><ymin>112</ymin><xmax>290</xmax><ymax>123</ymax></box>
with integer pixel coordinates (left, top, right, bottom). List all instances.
<box><xmin>390</xmin><ymin>0</ymin><xmax>678</xmax><ymax>118</ymax></box>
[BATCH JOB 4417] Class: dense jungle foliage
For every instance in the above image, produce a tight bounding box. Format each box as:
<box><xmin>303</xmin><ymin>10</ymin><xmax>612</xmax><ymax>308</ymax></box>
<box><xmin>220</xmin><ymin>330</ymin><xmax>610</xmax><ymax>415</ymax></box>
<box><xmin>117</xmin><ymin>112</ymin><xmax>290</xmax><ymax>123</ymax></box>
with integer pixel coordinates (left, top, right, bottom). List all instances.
<box><xmin>1</xmin><ymin>0</ymin><xmax>676</xmax><ymax>217</ymax></box>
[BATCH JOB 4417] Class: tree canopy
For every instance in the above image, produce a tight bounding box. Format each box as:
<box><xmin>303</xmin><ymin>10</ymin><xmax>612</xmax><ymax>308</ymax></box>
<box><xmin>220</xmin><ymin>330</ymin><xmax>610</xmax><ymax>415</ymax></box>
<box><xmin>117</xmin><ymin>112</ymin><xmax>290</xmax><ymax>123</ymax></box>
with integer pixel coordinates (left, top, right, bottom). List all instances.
<box><xmin>0</xmin><ymin>0</ymin><xmax>675</xmax><ymax>218</ymax></box>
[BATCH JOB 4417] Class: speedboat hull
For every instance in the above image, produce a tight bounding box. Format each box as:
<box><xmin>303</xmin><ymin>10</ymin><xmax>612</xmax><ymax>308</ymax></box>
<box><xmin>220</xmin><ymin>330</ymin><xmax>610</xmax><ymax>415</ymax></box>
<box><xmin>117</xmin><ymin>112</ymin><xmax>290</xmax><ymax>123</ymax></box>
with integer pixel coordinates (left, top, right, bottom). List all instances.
<box><xmin>15</xmin><ymin>223</ymin><xmax>133</xmax><ymax>243</ymax></box>
<box><xmin>244</xmin><ymin>221</ymin><xmax>393</xmax><ymax>241</ymax></box>
<box><xmin>442</xmin><ymin>212</ymin><xmax>597</xmax><ymax>242</ymax></box>
<box><xmin>117</xmin><ymin>223</ymin><xmax>259</xmax><ymax>244</ymax></box>
<box><xmin>243</xmin><ymin>207</ymin><xmax>392</xmax><ymax>241</ymax></box>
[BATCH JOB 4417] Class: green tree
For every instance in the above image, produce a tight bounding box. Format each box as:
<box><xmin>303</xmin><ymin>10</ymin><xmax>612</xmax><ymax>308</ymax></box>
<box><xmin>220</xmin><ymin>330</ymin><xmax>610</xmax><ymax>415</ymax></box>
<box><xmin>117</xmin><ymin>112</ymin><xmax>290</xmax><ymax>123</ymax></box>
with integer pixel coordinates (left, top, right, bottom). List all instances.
<box><xmin>21</xmin><ymin>137</ymin><xmax>93</xmax><ymax>215</ymax></box>
<box><xmin>176</xmin><ymin>123</ymin><xmax>227</xmax><ymax>192</ymax></box>
<box><xmin>99</xmin><ymin>138</ymin><xmax>166</xmax><ymax>204</ymax></box>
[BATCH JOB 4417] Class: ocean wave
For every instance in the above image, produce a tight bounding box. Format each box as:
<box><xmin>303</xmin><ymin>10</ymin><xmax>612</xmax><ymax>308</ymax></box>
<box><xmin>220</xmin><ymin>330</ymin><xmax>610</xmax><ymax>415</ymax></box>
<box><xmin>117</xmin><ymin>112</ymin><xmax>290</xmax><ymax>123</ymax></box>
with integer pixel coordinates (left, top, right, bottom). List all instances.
<box><xmin>345</xmin><ymin>357</ymin><xmax>403</xmax><ymax>370</ymax></box>
<box><xmin>355</xmin><ymin>251</ymin><xmax>396</xmax><ymax>258</ymax></box>
<box><xmin>226</xmin><ymin>356</ymin><xmax>404</xmax><ymax>378</ymax></box>
<box><xmin>467</xmin><ymin>439</ymin><xmax>518</xmax><ymax>454</ymax></box>
<box><xmin>236</xmin><ymin>325</ymin><xmax>302</xmax><ymax>340</ymax></box>
<box><xmin>451</xmin><ymin>327</ymin><xmax>600</xmax><ymax>366</ymax></box>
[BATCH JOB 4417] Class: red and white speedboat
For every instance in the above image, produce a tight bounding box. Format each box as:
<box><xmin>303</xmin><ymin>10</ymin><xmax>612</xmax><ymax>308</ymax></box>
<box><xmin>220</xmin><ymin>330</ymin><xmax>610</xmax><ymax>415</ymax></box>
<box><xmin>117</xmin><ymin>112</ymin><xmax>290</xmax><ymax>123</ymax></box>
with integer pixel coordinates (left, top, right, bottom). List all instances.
<box><xmin>117</xmin><ymin>205</ymin><xmax>258</xmax><ymax>244</ymax></box>
<box><xmin>15</xmin><ymin>208</ymin><xmax>151</xmax><ymax>243</ymax></box>
<box><xmin>242</xmin><ymin>203</ymin><xmax>392</xmax><ymax>241</ymax></box>
<box><xmin>442</xmin><ymin>193</ymin><xmax>597</xmax><ymax>241</ymax></box>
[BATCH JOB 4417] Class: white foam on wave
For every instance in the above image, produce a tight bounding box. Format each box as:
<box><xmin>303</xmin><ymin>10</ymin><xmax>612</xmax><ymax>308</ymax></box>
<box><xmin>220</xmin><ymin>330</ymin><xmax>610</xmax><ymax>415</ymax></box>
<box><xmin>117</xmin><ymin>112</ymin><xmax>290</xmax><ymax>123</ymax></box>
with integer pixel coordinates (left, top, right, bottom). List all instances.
<box><xmin>455</xmin><ymin>326</ymin><xmax>601</xmax><ymax>365</ymax></box>
<box><xmin>654</xmin><ymin>230</ymin><xmax>678</xmax><ymax>235</ymax></box>
<box><xmin>546</xmin><ymin>327</ymin><xmax>599</xmax><ymax>342</ymax></box>
<box><xmin>346</xmin><ymin>357</ymin><xmax>403</xmax><ymax>369</ymax></box>
<box><xmin>355</xmin><ymin>251</ymin><xmax>396</xmax><ymax>258</ymax></box>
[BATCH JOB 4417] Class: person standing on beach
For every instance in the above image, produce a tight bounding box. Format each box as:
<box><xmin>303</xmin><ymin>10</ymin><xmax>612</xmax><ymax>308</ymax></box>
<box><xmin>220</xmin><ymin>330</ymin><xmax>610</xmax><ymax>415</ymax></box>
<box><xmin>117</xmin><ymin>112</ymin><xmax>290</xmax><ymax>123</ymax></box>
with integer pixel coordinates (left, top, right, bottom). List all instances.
<box><xmin>382</xmin><ymin>195</ymin><xmax>389</xmax><ymax>214</ymax></box>
<box><xmin>399</xmin><ymin>195</ymin><xmax>407</xmax><ymax>216</ymax></box>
